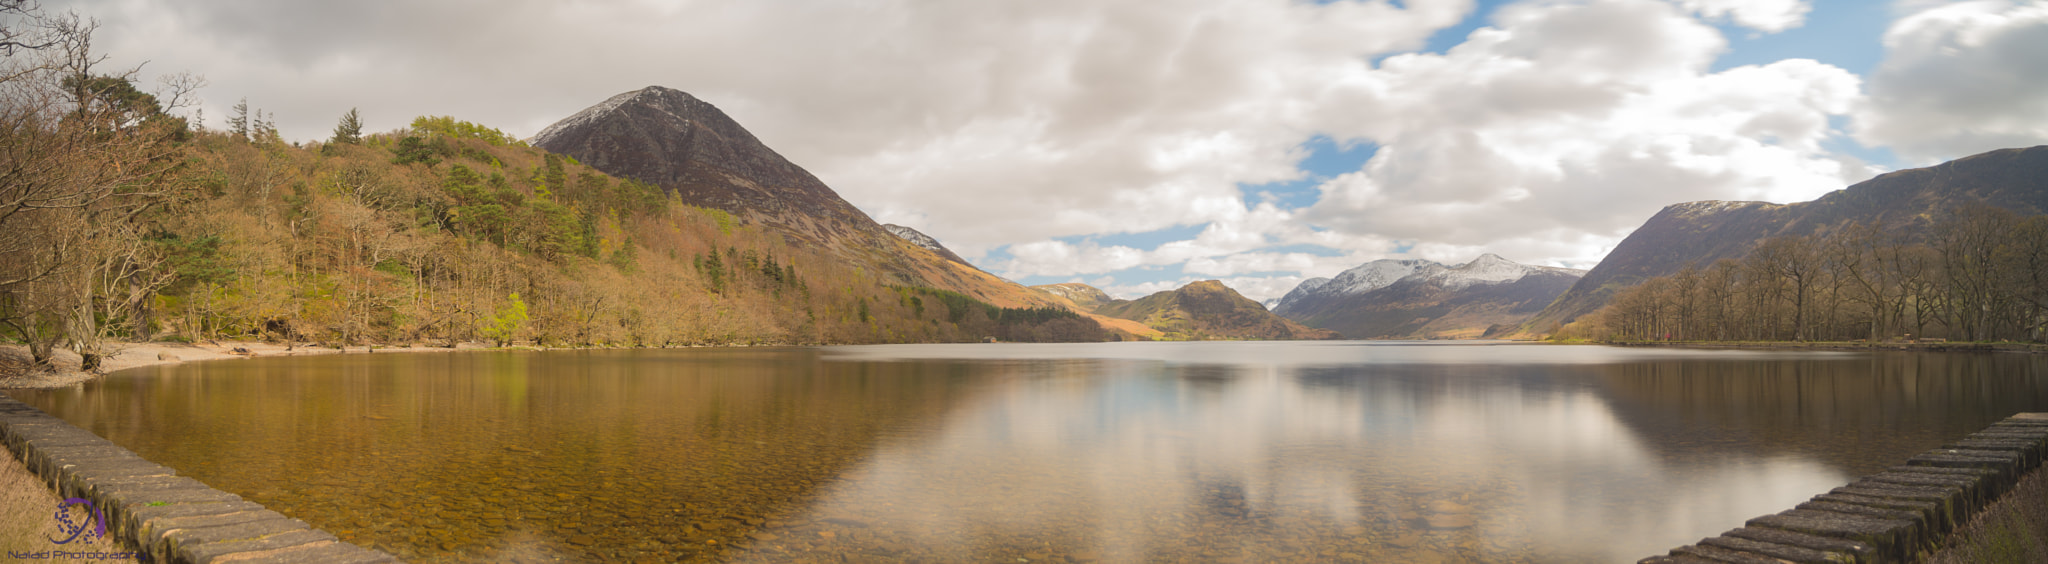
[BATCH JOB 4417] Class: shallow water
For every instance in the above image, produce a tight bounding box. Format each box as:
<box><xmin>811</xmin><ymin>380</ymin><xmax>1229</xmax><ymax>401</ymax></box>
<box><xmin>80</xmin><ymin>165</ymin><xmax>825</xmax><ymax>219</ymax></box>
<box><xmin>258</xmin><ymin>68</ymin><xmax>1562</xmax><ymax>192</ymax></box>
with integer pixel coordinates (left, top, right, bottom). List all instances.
<box><xmin>10</xmin><ymin>342</ymin><xmax>2048</xmax><ymax>563</ymax></box>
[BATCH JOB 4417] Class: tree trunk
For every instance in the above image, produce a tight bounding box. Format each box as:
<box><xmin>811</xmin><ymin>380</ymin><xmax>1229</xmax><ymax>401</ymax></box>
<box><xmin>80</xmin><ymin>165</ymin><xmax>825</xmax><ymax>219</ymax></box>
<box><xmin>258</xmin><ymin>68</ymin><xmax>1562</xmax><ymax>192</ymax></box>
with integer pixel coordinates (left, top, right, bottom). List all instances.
<box><xmin>129</xmin><ymin>271</ymin><xmax>153</xmax><ymax>341</ymax></box>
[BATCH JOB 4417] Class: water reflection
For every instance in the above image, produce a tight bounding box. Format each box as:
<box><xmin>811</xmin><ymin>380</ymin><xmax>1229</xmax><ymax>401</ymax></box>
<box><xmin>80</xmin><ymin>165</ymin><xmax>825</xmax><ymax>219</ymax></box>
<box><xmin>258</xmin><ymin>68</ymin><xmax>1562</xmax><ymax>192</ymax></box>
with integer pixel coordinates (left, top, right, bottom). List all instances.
<box><xmin>7</xmin><ymin>342</ymin><xmax>2047</xmax><ymax>563</ymax></box>
<box><xmin>741</xmin><ymin>357</ymin><xmax>1853</xmax><ymax>563</ymax></box>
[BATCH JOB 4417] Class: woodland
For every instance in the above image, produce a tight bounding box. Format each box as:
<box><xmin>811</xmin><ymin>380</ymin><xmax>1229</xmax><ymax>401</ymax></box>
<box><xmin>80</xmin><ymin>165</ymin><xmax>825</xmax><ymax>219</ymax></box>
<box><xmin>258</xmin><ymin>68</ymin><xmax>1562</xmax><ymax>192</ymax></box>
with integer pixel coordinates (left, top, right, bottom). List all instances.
<box><xmin>1558</xmin><ymin>207</ymin><xmax>2048</xmax><ymax>344</ymax></box>
<box><xmin>0</xmin><ymin>4</ymin><xmax>1100</xmax><ymax>372</ymax></box>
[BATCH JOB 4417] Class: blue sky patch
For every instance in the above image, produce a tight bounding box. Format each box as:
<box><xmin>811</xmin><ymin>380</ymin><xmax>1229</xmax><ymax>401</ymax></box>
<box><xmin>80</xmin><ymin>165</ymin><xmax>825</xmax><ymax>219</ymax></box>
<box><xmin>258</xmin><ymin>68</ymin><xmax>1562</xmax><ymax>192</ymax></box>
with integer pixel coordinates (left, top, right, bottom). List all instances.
<box><xmin>1242</xmin><ymin>136</ymin><xmax>1377</xmax><ymax>209</ymax></box>
<box><xmin>1822</xmin><ymin>115</ymin><xmax>1901</xmax><ymax>169</ymax></box>
<box><xmin>1259</xmin><ymin>243</ymin><xmax>1346</xmax><ymax>257</ymax></box>
<box><xmin>1056</xmin><ymin>223</ymin><xmax>1210</xmax><ymax>249</ymax></box>
<box><xmin>1417</xmin><ymin>0</ymin><xmax>1515</xmax><ymax>57</ymax></box>
<box><xmin>1707</xmin><ymin>0</ymin><xmax>1890</xmax><ymax>75</ymax></box>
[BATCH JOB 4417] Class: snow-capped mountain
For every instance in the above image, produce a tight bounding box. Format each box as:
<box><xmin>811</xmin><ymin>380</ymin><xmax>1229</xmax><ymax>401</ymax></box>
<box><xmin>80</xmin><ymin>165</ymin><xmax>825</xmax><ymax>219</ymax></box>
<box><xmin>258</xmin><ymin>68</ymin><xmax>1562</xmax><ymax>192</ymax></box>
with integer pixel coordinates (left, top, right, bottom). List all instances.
<box><xmin>1272</xmin><ymin>254</ymin><xmax>1585</xmax><ymax>339</ymax></box>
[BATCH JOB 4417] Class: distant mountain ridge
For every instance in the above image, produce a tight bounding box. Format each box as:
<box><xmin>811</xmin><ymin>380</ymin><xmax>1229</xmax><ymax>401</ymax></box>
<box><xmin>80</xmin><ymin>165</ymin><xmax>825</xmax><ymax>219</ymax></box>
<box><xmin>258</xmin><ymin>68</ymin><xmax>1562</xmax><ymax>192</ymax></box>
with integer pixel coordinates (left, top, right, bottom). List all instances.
<box><xmin>1031</xmin><ymin>281</ymin><xmax>1339</xmax><ymax>340</ymax></box>
<box><xmin>1520</xmin><ymin>145</ymin><xmax>2048</xmax><ymax>335</ymax></box>
<box><xmin>1274</xmin><ymin>254</ymin><xmax>1584</xmax><ymax>339</ymax></box>
<box><xmin>1092</xmin><ymin>281</ymin><xmax>1341</xmax><ymax>340</ymax></box>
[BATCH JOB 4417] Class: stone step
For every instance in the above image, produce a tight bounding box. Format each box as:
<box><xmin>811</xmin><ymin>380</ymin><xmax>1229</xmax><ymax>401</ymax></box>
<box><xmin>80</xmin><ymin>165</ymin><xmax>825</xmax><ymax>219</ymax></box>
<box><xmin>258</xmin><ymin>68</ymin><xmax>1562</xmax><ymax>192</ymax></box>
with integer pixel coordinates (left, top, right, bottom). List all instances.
<box><xmin>1641</xmin><ymin>412</ymin><xmax>2048</xmax><ymax>564</ymax></box>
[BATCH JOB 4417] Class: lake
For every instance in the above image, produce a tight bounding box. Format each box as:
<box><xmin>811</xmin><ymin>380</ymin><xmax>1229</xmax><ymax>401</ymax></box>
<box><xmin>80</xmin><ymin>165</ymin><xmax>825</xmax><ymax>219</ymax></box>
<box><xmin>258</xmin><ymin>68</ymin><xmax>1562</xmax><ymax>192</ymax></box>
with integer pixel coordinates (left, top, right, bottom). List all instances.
<box><xmin>9</xmin><ymin>341</ymin><xmax>2048</xmax><ymax>563</ymax></box>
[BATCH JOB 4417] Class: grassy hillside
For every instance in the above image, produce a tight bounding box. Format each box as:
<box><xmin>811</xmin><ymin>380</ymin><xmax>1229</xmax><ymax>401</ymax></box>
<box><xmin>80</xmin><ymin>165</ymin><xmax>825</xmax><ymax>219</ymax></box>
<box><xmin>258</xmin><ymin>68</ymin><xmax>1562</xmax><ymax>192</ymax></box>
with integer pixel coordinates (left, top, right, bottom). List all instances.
<box><xmin>1094</xmin><ymin>281</ymin><xmax>1340</xmax><ymax>340</ymax></box>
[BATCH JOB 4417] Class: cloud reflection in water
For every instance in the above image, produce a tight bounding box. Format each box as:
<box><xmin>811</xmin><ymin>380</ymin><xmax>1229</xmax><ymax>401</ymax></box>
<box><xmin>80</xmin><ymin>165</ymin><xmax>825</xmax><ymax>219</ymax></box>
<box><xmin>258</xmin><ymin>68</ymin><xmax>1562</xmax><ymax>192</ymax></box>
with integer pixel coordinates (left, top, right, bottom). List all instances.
<box><xmin>755</xmin><ymin>342</ymin><xmax>1855</xmax><ymax>562</ymax></box>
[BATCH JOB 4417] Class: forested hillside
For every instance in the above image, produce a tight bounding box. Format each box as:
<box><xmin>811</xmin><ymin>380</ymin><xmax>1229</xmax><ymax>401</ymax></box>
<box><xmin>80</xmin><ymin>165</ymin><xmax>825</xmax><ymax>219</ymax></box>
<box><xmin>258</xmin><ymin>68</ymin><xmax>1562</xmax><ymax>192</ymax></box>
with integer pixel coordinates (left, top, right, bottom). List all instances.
<box><xmin>1523</xmin><ymin>146</ymin><xmax>2048</xmax><ymax>336</ymax></box>
<box><xmin>1560</xmin><ymin>206</ymin><xmax>2048</xmax><ymax>343</ymax></box>
<box><xmin>0</xmin><ymin>14</ymin><xmax>1102</xmax><ymax>372</ymax></box>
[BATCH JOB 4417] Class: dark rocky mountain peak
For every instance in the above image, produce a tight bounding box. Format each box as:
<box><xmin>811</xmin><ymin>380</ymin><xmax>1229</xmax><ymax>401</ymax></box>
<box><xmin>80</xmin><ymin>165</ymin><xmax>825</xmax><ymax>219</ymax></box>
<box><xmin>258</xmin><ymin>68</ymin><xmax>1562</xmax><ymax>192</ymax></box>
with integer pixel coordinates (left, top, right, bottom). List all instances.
<box><xmin>530</xmin><ymin>86</ymin><xmax>1077</xmax><ymax>312</ymax></box>
<box><xmin>532</xmin><ymin>86</ymin><xmax>881</xmax><ymax>248</ymax></box>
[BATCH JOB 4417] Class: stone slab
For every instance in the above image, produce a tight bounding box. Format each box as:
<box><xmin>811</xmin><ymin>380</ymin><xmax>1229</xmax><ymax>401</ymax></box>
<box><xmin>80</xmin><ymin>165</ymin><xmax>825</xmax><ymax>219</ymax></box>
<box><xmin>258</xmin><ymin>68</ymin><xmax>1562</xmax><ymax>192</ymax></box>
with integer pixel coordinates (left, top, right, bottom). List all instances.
<box><xmin>1697</xmin><ymin>534</ymin><xmax>1844</xmax><ymax>563</ymax></box>
<box><xmin>1722</xmin><ymin>526</ymin><xmax>1877</xmax><ymax>562</ymax></box>
<box><xmin>209</xmin><ymin>540</ymin><xmax>400</xmax><ymax>564</ymax></box>
<box><xmin>1905</xmin><ymin>452</ymin><xmax>2019</xmax><ymax>477</ymax></box>
<box><xmin>116</xmin><ymin>500</ymin><xmax>270</xmax><ymax>544</ymax></box>
<box><xmin>181</xmin><ymin>529</ymin><xmax>338</xmax><ymax>564</ymax></box>
<box><xmin>1811</xmin><ymin>492</ymin><xmax>1951</xmax><ymax>535</ymax></box>
<box><xmin>1796</xmin><ymin>501</ymin><xmax>1925</xmax><ymax>528</ymax></box>
<box><xmin>1671</xmin><ymin>543</ymin><xmax>1789</xmax><ymax>563</ymax></box>
<box><xmin>1747</xmin><ymin>509</ymin><xmax>1920</xmax><ymax>562</ymax></box>
<box><xmin>139</xmin><ymin>508</ymin><xmax>289</xmax><ymax>547</ymax></box>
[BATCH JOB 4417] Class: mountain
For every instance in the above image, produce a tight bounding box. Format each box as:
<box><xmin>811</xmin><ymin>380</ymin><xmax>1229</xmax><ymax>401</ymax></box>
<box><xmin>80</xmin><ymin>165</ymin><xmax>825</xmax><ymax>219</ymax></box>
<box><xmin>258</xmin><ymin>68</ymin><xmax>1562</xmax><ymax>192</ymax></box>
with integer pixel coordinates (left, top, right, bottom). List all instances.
<box><xmin>1031</xmin><ymin>283</ymin><xmax>1114</xmax><ymax>310</ymax></box>
<box><xmin>531</xmin><ymin>86</ymin><xmax>1064</xmax><ymax>311</ymax></box>
<box><xmin>1093</xmin><ymin>281</ymin><xmax>1342</xmax><ymax>340</ymax></box>
<box><xmin>532</xmin><ymin>86</ymin><xmax>873</xmax><ymax>248</ymax></box>
<box><xmin>1273</xmin><ymin>254</ymin><xmax>1584</xmax><ymax>339</ymax></box>
<box><xmin>1520</xmin><ymin>145</ymin><xmax>2048</xmax><ymax>335</ymax></box>
<box><xmin>883</xmin><ymin>224</ymin><xmax>972</xmax><ymax>267</ymax></box>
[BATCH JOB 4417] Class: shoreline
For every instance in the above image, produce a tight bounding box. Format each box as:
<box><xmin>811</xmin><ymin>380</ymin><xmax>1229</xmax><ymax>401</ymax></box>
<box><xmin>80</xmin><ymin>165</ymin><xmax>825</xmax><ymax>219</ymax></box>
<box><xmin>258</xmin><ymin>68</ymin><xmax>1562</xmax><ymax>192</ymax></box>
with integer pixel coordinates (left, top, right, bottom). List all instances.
<box><xmin>7</xmin><ymin>337</ymin><xmax>2037</xmax><ymax>390</ymax></box>
<box><xmin>0</xmin><ymin>339</ymin><xmax>839</xmax><ymax>390</ymax></box>
<box><xmin>0</xmin><ymin>340</ymin><xmax>503</xmax><ymax>390</ymax></box>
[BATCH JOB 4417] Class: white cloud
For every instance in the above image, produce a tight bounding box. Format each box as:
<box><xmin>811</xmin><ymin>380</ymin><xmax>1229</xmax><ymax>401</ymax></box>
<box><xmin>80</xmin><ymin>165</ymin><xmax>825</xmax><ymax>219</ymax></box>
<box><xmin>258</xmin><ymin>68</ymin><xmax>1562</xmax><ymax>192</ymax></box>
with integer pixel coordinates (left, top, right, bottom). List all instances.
<box><xmin>1100</xmin><ymin>278</ymin><xmax>1191</xmax><ymax>300</ymax></box>
<box><xmin>1305</xmin><ymin>0</ymin><xmax>1868</xmax><ymax>269</ymax></box>
<box><xmin>997</xmin><ymin>240</ymin><xmax>1149</xmax><ymax>279</ymax></box>
<box><xmin>50</xmin><ymin>0</ymin><xmax>1914</xmax><ymax>307</ymax></box>
<box><xmin>1854</xmin><ymin>0</ymin><xmax>2048</xmax><ymax>163</ymax></box>
<box><xmin>1675</xmin><ymin>0</ymin><xmax>1813</xmax><ymax>32</ymax></box>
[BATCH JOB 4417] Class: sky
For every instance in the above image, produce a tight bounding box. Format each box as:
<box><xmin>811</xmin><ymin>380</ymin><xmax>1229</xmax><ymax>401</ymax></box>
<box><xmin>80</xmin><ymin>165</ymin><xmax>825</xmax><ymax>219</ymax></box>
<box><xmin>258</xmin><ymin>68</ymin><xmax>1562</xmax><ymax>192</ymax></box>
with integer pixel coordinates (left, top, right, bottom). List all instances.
<box><xmin>44</xmin><ymin>0</ymin><xmax>2048</xmax><ymax>301</ymax></box>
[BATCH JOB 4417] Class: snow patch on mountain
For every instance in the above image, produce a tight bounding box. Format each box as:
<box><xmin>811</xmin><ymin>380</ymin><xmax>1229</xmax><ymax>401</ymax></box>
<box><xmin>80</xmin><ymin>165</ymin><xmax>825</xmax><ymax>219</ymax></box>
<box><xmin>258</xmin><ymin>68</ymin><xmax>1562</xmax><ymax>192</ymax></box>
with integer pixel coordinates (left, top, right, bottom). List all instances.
<box><xmin>884</xmin><ymin>224</ymin><xmax>944</xmax><ymax>252</ymax></box>
<box><xmin>1272</xmin><ymin>254</ymin><xmax>1586</xmax><ymax>313</ymax></box>
<box><xmin>532</xmin><ymin>86</ymin><xmax>688</xmax><ymax>147</ymax></box>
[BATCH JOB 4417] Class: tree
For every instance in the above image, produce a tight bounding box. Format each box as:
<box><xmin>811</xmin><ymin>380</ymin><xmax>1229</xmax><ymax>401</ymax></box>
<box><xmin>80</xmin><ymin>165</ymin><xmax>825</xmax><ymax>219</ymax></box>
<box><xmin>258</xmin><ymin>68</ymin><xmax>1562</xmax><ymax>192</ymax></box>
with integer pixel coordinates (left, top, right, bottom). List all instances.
<box><xmin>0</xmin><ymin>8</ymin><xmax>183</xmax><ymax>369</ymax></box>
<box><xmin>1934</xmin><ymin>206</ymin><xmax>2017</xmax><ymax>340</ymax></box>
<box><xmin>2001</xmin><ymin>216</ymin><xmax>2048</xmax><ymax>341</ymax></box>
<box><xmin>329</xmin><ymin>107</ymin><xmax>362</xmax><ymax>145</ymax></box>
<box><xmin>228</xmin><ymin>97</ymin><xmax>248</xmax><ymax>141</ymax></box>
<box><xmin>479</xmin><ymin>293</ymin><xmax>527</xmax><ymax>347</ymax></box>
<box><xmin>0</xmin><ymin>0</ymin><xmax>58</xmax><ymax>57</ymax></box>
<box><xmin>252</xmin><ymin>108</ymin><xmax>278</xmax><ymax>144</ymax></box>
<box><xmin>1749</xmin><ymin>235</ymin><xmax>1820</xmax><ymax>340</ymax></box>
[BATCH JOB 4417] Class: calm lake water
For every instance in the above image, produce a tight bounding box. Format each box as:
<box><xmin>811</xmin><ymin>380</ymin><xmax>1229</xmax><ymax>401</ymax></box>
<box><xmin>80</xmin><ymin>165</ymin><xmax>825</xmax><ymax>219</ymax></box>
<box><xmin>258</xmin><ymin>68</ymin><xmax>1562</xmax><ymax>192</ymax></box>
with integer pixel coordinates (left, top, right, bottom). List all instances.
<box><xmin>10</xmin><ymin>342</ymin><xmax>2048</xmax><ymax>563</ymax></box>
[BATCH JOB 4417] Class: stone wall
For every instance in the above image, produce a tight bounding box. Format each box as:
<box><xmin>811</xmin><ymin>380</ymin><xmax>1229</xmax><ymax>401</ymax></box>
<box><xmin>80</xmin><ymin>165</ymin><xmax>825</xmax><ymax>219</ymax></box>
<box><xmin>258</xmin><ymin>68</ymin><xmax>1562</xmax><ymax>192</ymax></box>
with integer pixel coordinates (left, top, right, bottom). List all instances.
<box><xmin>1641</xmin><ymin>412</ymin><xmax>2048</xmax><ymax>564</ymax></box>
<box><xmin>0</xmin><ymin>395</ymin><xmax>397</xmax><ymax>563</ymax></box>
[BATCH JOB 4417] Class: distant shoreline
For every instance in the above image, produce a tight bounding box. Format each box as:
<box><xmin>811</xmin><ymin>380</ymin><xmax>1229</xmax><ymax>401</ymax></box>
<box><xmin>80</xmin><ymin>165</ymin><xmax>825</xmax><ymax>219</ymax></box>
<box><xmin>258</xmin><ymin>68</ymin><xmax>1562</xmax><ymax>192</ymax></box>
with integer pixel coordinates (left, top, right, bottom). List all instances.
<box><xmin>7</xmin><ymin>338</ymin><xmax>2038</xmax><ymax>391</ymax></box>
<box><xmin>1557</xmin><ymin>339</ymin><xmax>2048</xmax><ymax>354</ymax></box>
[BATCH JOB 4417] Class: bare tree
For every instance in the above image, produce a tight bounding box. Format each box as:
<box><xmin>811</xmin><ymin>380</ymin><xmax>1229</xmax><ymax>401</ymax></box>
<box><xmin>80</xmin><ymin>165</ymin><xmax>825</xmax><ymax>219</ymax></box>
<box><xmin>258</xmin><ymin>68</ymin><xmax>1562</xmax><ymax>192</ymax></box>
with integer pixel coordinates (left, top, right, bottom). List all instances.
<box><xmin>0</xmin><ymin>7</ymin><xmax>183</xmax><ymax>369</ymax></box>
<box><xmin>1933</xmin><ymin>205</ymin><xmax>2017</xmax><ymax>340</ymax></box>
<box><xmin>1749</xmin><ymin>235</ymin><xmax>1821</xmax><ymax>340</ymax></box>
